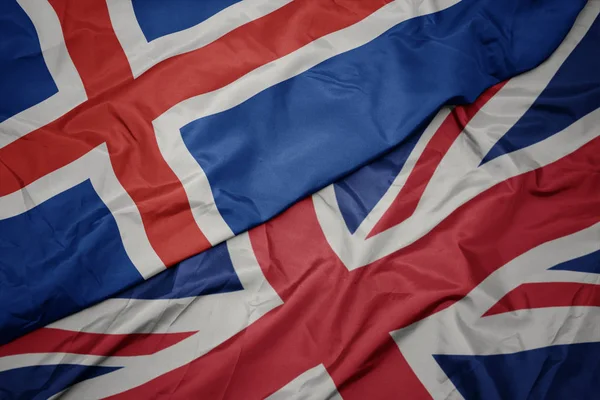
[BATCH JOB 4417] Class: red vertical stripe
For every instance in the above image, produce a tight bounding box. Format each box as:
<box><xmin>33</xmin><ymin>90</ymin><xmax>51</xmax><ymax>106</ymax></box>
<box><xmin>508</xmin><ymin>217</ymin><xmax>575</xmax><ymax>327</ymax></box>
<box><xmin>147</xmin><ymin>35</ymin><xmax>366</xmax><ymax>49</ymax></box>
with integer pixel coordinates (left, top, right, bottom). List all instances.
<box><xmin>48</xmin><ymin>0</ymin><xmax>133</xmax><ymax>99</ymax></box>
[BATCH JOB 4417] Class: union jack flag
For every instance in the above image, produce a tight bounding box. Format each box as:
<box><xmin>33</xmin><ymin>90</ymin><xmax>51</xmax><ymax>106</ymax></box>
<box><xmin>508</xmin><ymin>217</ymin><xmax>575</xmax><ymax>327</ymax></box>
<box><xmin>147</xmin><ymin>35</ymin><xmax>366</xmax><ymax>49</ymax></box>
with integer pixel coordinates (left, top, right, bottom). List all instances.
<box><xmin>0</xmin><ymin>0</ymin><xmax>598</xmax><ymax>398</ymax></box>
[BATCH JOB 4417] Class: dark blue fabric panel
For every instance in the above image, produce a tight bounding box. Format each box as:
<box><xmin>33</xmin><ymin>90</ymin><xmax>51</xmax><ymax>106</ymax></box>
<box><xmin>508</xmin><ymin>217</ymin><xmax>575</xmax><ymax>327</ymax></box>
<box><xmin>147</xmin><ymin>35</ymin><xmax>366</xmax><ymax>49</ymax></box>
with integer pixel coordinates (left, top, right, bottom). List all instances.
<box><xmin>482</xmin><ymin>16</ymin><xmax>600</xmax><ymax>164</ymax></box>
<box><xmin>550</xmin><ymin>250</ymin><xmax>600</xmax><ymax>274</ymax></box>
<box><xmin>0</xmin><ymin>0</ymin><xmax>58</xmax><ymax>123</ymax></box>
<box><xmin>117</xmin><ymin>242</ymin><xmax>243</xmax><ymax>299</ymax></box>
<box><xmin>180</xmin><ymin>0</ymin><xmax>586</xmax><ymax>234</ymax></box>
<box><xmin>334</xmin><ymin>124</ymin><xmax>425</xmax><ymax>233</ymax></box>
<box><xmin>132</xmin><ymin>0</ymin><xmax>242</xmax><ymax>42</ymax></box>
<box><xmin>0</xmin><ymin>364</ymin><xmax>120</xmax><ymax>400</ymax></box>
<box><xmin>0</xmin><ymin>180</ymin><xmax>143</xmax><ymax>345</ymax></box>
<box><xmin>435</xmin><ymin>342</ymin><xmax>600</xmax><ymax>400</ymax></box>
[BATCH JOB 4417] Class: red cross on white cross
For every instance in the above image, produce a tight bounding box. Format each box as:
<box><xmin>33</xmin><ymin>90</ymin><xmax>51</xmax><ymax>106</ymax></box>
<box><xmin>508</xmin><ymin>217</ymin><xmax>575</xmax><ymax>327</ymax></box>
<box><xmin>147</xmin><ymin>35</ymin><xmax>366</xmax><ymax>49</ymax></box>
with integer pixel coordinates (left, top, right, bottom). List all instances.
<box><xmin>107</xmin><ymin>130</ymin><xmax>600</xmax><ymax>399</ymax></box>
<box><xmin>1</xmin><ymin>1</ymin><xmax>599</xmax><ymax>398</ymax></box>
<box><xmin>0</xmin><ymin>0</ymin><xmax>393</xmax><ymax>267</ymax></box>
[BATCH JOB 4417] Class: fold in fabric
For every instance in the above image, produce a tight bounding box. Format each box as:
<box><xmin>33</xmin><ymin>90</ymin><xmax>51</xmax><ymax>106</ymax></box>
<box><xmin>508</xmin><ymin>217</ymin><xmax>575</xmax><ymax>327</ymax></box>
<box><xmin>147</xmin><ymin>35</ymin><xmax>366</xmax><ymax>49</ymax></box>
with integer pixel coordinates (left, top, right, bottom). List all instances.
<box><xmin>0</xmin><ymin>0</ymin><xmax>588</xmax><ymax>347</ymax></box>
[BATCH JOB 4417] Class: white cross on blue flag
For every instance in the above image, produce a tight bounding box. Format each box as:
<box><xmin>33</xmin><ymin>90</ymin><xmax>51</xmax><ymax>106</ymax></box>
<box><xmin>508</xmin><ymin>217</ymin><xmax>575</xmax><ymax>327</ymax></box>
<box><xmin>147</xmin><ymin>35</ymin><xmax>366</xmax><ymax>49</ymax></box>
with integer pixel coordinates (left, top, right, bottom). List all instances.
<box><xmin>0</xmin><ymin>0</ymin><xmax>598</xmax><ymax>398</ymax></box>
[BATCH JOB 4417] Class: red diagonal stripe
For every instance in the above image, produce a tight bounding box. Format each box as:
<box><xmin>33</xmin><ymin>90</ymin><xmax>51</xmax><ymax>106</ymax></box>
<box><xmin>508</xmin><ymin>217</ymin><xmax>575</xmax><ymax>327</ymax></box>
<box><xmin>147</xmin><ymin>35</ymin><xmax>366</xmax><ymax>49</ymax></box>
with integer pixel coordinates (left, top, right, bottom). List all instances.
<box><xmin>109</xmin><ymin>136</ymin><xmax>600</xmax><ymax>399</ymax></box>
<box><xmin>485</xmin><ymin>282</ymin><xmax>600</xmax><ymax>317</ymax></box>
<box><xmin>368</xmin><ymin>82</ymin><xmax>505</xmax><ymax>237</ymax></box>
<box><xmin>0</xmin><ymin>0</ymin><xmax>394</xmax><ymax>196</ymax></box>
<box><xmin>0</xmin><ymin>328</ymin><xmax>195</xmax><ymax>357</ymax></box>
<box><xmin>49</xmin><ymin>0</ymin><xmax>133</xmax><ymax>99</ymax></box>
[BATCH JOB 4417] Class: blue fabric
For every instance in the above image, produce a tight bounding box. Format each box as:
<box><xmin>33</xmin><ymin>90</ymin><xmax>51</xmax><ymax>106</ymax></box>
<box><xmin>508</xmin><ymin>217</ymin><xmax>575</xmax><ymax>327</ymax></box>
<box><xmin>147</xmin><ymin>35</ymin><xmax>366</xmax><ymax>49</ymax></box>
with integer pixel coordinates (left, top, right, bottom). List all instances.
<box><xmin>118</xmin><ymin>242</ymin><xmax>243</xmax><ymax>299</ymax></box>
<box><xmin>0</xmin><ymin>364</ymin><xmax>120</xmax><ymax>400</ymax></box>
<box><xmin>334</xmin><ymin>123</ymin><xmax>426</xmax><ymax>233</ymax></box>
<box><xmin>435</xmin><ymin>342</ymin><xmax>600</xmax><ymax>400</ymax></box>
<box><xmin>0</xmin><ymin>180</ymin><xmax>143</xmax><ymax>345</ymax></box>
<box><xmin>336</xmin><ymin>13</ymin><xmax>600</xmax><ymax>233</ymax></box>
<box><xmin>0</xmin><ymin>0</ymin><xmax>58</xmax><ymax>123</ymax></box>
<box><xmin>132</xmin><ymin>0</ymin><xmax>242</xmax><ymax>42</ymax></box>
<box><xmin>180</xmin><ymin>0</ymin><xmax>586</xmax><ymax>235</ymax></box>
<box><xmin>482</xmin><ymin>16</ymin><xmax>600</xmax><ymax>164</ymax></box>
<box><xmin>550</xmin><ymin>250</ymin><xmax>600</xmax><ymax>275</ymax></box>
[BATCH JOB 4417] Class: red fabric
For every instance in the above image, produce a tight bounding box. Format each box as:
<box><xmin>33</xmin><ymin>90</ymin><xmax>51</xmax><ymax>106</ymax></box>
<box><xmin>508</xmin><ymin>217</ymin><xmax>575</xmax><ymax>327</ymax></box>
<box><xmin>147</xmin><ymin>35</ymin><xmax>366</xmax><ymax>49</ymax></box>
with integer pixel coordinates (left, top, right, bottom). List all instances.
<box><xmin>110</xmin><ymin>130</ymin><xmax>600</xmax><ymax>399</ymax></box>
<box><xmin>0</xmin><ymin>328</ymin><xmax>194</xmax><ymax>357</ymax></box>
<box><xmin>0</xmin><ymin>0</ymin><xmax>393</xmax><ymax>266</ymax></box>
<box><xmin>486</xmin><ymin>282</ymin><xmax>600</xmax><ymax>317</ymax></box>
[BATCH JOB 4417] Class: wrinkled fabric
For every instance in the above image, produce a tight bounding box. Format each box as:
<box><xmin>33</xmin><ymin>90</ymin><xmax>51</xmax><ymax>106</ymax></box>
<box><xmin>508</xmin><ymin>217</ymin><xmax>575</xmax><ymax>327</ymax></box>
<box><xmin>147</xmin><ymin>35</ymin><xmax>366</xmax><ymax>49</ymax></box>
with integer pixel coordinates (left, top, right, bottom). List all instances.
<box><xmin>0</xmin><ymin>0</ymin><xmax>587</xmax><ymax>345</ymax></box>
<box><xmin>0</xmin><ymin>0</ymin><xmax>599</xmax><ymax>398</ymax></box>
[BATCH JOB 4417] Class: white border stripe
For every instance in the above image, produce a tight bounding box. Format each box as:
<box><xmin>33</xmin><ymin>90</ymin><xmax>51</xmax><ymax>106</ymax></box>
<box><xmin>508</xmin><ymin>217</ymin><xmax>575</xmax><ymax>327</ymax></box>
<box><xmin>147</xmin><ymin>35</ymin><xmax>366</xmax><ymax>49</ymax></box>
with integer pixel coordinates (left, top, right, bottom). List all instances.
<box><xmin>153</xmin><ymin>0</ymin><xmax>462</xmax><ymax>244</ymax></box>
<box><xmin>528</xmin><ymin>270</ymin><xmax>600</xmax><ymax>285</ymax></box>
<box><xmin>313</xmin><ymin>0</ymin><xmax>600</xmax><ymax>271</ymax></box>
<box><xmin>44</xmin><ymin>233</ymin><xmax>282</xmax><ymax>399</ymax></box>
<box><xmin>317</xmin><ymin>107</ymin><xmax>600</xmax><ymax>271</ymax></box>
<box><xmin>355</xmin><ymin>108</ymin><xmax>452</xmax><ymax>237</ymax></box>
<box><xmin>0</xmin><ymin>352</ymin><xmax>126</xmax><ymax>372</ymax></box>
<box><xmin>0</xmin><ymin>144</ymin><xmax>164</xmax><ymax>279</ymax></box>
<box><xmin>0</xmin><ymin>0</ymin><xmax>86</xmax><ymax>148</ymax></box>
<box><xmin>1</xmin><ymin>234</ymin><xmax>282</xmax><ymax>386</ymax></box>
<box><xmin>48</xmin><ymin>233</ymin><xmax>283</xmax><ymax>335</ymax></box>
<box><xmin>313</xmin><ymin>108</ymin><xmax>450</xmax><ymax>261</ymax></box>
<box><xmin>392</xmin><ymin>222</ymin><xmax>600</xmax><ymax>399</ymax></box>
<box><xmin>107</xmin><ymin>0</ymin><xmax>292</xmax><ymax>78</ymax></box>
<box><xmin>267</xmin><ymin>364</ymin><xmax>343</xmax><ymax>400</ymax></box>
<box><xmin>153</xmin><ymin>113</ymin><xmax>234</xmax><ymax>245</ymax></box>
